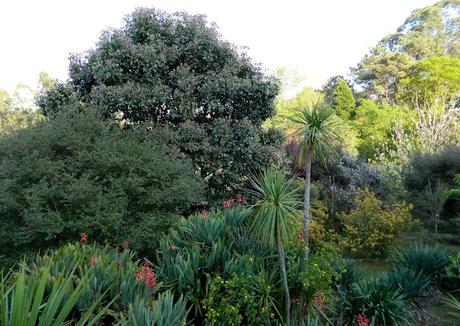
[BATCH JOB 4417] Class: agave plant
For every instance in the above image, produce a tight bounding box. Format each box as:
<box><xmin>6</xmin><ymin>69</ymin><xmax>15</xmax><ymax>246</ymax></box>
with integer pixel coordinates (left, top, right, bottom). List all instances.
<box><xmin>380</xmin><ymin>267</ymin><xmax>431</xmax><ymax>297</ymax></box>
<box><xmin>30</xmin><ymin>242</ymin><xmax>157</xmax><ymax>316</ymax></box>
<box><xmin>394</xmin><ymin>243</ymin><xmax>449</xmax><ymax>280</ymax></box>
<box><xmin>339</xmin><ymin>278</ymin><xmax>408</xmax><ymax>326</ymax></box>
<box><xmin>125</xmin><ymin>291</ymin><xmax>188</xmax><ymax>326</ymax></box>
<box><xmin>0</xmin><ymin>261</ymin><xmax>108</xmax><ymax>326</ymax></box>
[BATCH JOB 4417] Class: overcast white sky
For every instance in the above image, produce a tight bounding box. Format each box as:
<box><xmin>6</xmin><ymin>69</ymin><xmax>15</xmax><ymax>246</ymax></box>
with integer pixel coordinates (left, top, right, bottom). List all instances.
<box><xmin>0</xmin><ymin>0</ymin><xmax>437</xmax><ymax>93</ymax></box>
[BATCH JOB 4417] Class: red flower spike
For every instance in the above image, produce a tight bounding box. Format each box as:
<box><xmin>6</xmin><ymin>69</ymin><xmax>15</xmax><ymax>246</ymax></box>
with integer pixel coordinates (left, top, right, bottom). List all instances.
<box><xmin>223</xmin><ymin>199</ymin><xmax>234</xmax><ymax>208</ymax></box>
<box><xmin>144</xmin><ymin>265</ymin><xmax>157</xmax><ymax>287</ymax></box>
<box><xmin>235</xmin><ymin>194</ymin><xmax>247</xmax><ymax>205</ymax></box>
<box><xmin>80</xmin><ymin>232</ymin><xmax>87</xmax><ymax>243</ymax></box>
<box><xmin>89</xmin><ymin>256</ymin><xmax>97</xmax><ymax>265</ymax></box>
<box><xmin>135</xmin><ymin>268</ymin><xmax>144</xmax><ymax>281</ymax></box>
<box><xmin>314</xmin><ymin>290</ymin><xmax>325</xmax><ymax>307</ymax></box>
<box><xmin>201</xmin><ymin>210</ymin><xmax>208</xmax><ymax>220</ymax></box>
<box><xmin>356</xmin><ymin>313</ymin><xmax>369</xmax><ymax>326</ymax></box>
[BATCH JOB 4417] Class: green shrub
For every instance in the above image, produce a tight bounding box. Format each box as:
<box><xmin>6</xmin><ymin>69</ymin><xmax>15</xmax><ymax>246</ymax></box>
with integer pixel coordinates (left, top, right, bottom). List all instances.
<box><xmin>441</xmin><ymin>251</ymin><xmax>460</xmax><ymax>290</ymax></box>
<box><xmin>0</xmin><ymin>106</ymin><xmax>204</xmax><ymax>264</ymax></box>
<box><xmin>339</xmin><ymin>278</ymin><xmax>408</xmax><ymax>325</ymax></box>
<box><xmin>288</xmin><ymin>243</ymin><xmax>343</xmax><ymax>307</ymax></box>
<box><xmin>404</xmin><ymin>147</ymin><xmax>460</xmax><ymax>221</ymax></box>
<box><xmin>339</xmin><ymin>189</ymin><xmax>412</xmax><ymax>258</ymax></box>
<box><xmin>394</xmin><ymin>244</ymin><xmax>449</xmax><ymax>280</ymax></box>
<box><xmin>380</xmin><ymin>267</ymin><xmax>430</xmax><ymax>297</ymax></box>
<box><xmin>203</xmin><ymin>273</ymin><xmax>276</xmax><ymax>325</ymax></box>
<box><xmin>446</xmin><ymin>252</ymin><xmax>460</xmax><ymax>279</ymax></box>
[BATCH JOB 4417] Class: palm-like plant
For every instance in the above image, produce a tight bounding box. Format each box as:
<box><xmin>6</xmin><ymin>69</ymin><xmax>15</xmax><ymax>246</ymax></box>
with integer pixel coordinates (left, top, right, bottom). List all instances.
<box><xmin>249</xmin><ymin>169</ymin><xmax>300</xmax><ymax>326</ymax></box>
<box><xmin>290</xmin><ymin>102</ymin><xmax>341</xmax><ymax>262</ymax></box>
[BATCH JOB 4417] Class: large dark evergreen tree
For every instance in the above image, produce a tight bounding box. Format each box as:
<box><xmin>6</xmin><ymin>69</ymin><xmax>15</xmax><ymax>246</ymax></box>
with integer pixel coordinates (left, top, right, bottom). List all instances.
<box><xmin>38</xmin><ymin>8</ymin><xmax>284</xmax><ymax>201</ymax></box>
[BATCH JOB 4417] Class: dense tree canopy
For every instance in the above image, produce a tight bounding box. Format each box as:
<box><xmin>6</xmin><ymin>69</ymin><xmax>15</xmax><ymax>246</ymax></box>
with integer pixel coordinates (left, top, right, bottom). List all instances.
<box><xmin>399</xmin><ymin>56</ymin><xmax>460</xmax><ymax>152</ymax></box>
<box><xmin>63</xmin><ymin>8</ymin><xmax>277</xmax><ymax>125</ymax></box>
<box><xmin>0</xmin><ymin>106</ymin><xmax>204</xmax><ymax>263</ymax></box>
<box><xmin>39</xmin><ymin>8</ymin><xmax>283</xmax><ymax>201</ymax></box>
<box><xmin>353</xmin><ymin>0</ymin><xmax>459</xmax><ymax>103</ymax></box>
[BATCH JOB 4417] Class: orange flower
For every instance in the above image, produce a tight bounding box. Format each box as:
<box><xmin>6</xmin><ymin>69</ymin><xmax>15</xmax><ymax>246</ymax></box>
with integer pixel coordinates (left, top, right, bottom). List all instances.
<box><xmin>223</xmin><ymin>199</ymin><xmax>234</xmax><ymax>208</ymax></box>
<box><xmin>235</xmin><ymin>194</ymin><xmax>247</xmax><ymax>205</ymax></box>
<box><xmin>313</xmin><ymin>290</ymin><xmax>325</xmax><ymax>307</ymax></box>
<box><xmin>135</xmin><ymin>268</ymin><xmax>143</xmax><ymax>281</ymax></box>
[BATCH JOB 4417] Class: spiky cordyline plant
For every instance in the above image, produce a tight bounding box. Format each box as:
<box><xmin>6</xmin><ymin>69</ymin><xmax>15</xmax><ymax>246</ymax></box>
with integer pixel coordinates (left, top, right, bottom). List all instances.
<box><xmin>249</xmin><ymin>169</ymin><xmax>301</xmax><ymax>326</ymax></box>
<box><xmin>290</xmin><ymin>101</ymin><xmax>342</xmax><ymax>263</ymax></box>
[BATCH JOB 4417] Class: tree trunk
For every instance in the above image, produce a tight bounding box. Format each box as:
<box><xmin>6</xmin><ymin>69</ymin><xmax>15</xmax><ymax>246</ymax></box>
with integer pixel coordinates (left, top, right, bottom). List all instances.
<box><xmin>303</xmin><ymin>149</ymin><xmax>312</xmax><ymax>264</ymax></box>
<box><xmin>277</xmin><ymin>231</ymin><xmax>291</xmax><ymax>326</ymax></box>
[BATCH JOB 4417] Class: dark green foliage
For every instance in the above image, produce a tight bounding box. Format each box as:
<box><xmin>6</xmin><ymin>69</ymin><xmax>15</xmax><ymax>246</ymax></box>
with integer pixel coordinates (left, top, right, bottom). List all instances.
<box><xmin>337</xmin><ymin>260</ymin><xmax>365</xmax><ymax>291</ymax></box>
<box><xmin>38</xmin><ymin>8</ymin><xmax>284</xmax><ymax>201</ymax></box>
<box><xmin>203</xmin><ymin>273</ymin><xmax>276</xmax><ymax>325</ymax></box>
<box><xmin>322</xmin><ymin>75</ymin><xmax>346</xmax><ymax>101</ymax></box>
<box><xmin>404</xmin><ymin>147</ymin><xmax>460</xmax><ymax>221</ymax></box>
<box><xmin>339</xmin><ymin>278</ymin><xmax>408</xmax><ymax>325</ymax></box>
<box><xmin>175</xmin><ymin>119</ymin><xmax>286</xmax><ymax>201</ymax></box>
<box><xmin>447</xmin><ymin>174</ymin><xmax>460</xmax><ymax>199</ymax></box>
<box><xmin>380</xmin><ymin>267</ymin><xmax>430</xmax><ymax>297</ymax></box>
<box><xmin>36</xmin><ymin>82</ymin><xmax>78</xmax><ymax>117</ymax></box>
<box><xmin>67</xmin><ymin>8</ymin><xmax>278</xmax><ymax>125</ymax></box>
<box><xmin>405</xmin><ymin>148</ymin><xmax>460</xmax><ymax>191</ymax></box>
<box><xmin>394</xmin><ymin>244</ymin><xmax>449</xmax><ymax>280</ymax></box>
<box><xmin>0</xmin><ymin>106</ymin><xmax>204</xmax><ymax>264</ymax></box>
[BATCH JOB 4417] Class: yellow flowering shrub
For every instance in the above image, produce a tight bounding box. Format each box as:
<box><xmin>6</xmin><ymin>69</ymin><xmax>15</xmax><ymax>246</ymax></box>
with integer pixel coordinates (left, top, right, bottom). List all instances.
<box><xmin>339</xmin><ymin>189</ymin><xmax>412</xmax><ymax>258</ymax></box>
<box><xmin>291</xmin><ymin>201</ymin><xmax>334</xmax><ymax>251</ymax></box>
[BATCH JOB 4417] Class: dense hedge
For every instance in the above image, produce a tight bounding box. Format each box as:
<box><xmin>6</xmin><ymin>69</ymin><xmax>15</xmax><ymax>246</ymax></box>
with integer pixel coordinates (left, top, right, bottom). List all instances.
<box><xmin>0</xmin><ymin>106</ymin><xmax>204</xmax><ymax>264</ymax></box>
